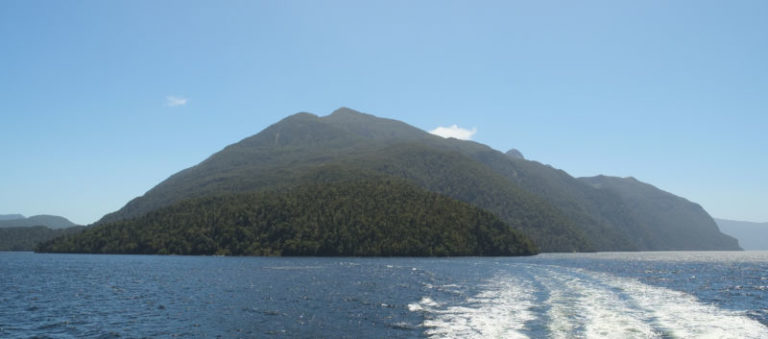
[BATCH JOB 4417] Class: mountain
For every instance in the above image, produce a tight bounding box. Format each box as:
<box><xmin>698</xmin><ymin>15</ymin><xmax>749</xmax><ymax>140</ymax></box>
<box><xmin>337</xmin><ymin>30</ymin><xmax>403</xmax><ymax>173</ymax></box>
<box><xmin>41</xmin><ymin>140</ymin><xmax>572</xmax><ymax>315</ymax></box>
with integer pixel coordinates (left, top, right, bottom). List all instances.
<box><xmin>715</xmin><ymin>219</ymin><xmax>768</xmax><ymax>250</ymax></box>
<box><xmin>46</xmin><ymin>107</ymin><xmax>738</xmax><ymax>253</ymax></box>
<box><xmin>0</xmin><ymin>215</ymin><xmax>77</xmax><ymax>229</ymax></box>
<box><xmin>580</xmin><ymin>176</ymin><xmax>740</xmax><ymax>250</ymax></box>
<box><xmin>38</xmin><ymin>180</ymin><xmax>538</xmax><ymax>256</ymax></box>
<box><xmin>0</xmin><ymin>214</ymin><xmax>25</xmax><ymax>220</ymax></box>
<box><xmin>0</xmin><ymin>226</ymin><xmax>85</xmax><ymax>251</ymax></box>
<box><xmin>95</xmin><ymin>108</ymin><xmax>592</xmax><ymax>251</ymax></box>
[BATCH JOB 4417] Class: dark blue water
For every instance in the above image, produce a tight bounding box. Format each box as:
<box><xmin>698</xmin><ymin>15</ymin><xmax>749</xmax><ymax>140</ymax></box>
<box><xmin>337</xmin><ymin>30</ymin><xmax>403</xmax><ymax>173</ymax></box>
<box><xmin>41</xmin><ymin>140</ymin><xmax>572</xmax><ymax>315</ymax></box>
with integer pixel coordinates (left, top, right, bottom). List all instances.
<box><xmin>1</xmin><ymin>252</ymin><xmax>767</xmax><ymax>338</ymax></box>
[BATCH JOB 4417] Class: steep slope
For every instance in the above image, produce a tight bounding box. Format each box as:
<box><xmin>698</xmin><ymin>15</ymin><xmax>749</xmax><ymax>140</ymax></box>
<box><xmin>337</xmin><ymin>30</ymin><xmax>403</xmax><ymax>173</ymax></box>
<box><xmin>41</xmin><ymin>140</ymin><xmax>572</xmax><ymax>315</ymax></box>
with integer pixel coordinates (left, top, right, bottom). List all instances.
<box><xmin>99</xmin><ymin>112</ymin><xmax>376</xmax><ymax>223</ymax></box>
<box><xmin>580</xmin><ymin>176</ymin><xmax>740</xmax><ymax>250</ymax></box>
<box><xmin>0</xmin><ymin>215</ymin><xmax>77</xmax><ymax>229</ymax></box>
<box><xmin>715</xmin><ymin>219</ymin><xmax>768</xmax><ymax>250</ymax></box>
<box><xmin>38</xmin><ymin>180</ymin><xmax>538</xmax><ymax>256</ymax></box>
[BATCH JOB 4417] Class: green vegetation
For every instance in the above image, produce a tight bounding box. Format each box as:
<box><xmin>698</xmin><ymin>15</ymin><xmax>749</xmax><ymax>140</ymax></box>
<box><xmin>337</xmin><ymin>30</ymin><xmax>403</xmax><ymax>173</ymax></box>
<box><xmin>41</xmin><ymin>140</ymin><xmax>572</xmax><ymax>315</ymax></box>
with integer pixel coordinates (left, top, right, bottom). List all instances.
<box><xmin>37</xmin><ymin>180</ymin><xmax>539</xmax><ymax>256</ymax></box>
<box><xmin>0</xmin><ymin>226</ymin><xmax>84</xmax><ymax>251</ymax></box>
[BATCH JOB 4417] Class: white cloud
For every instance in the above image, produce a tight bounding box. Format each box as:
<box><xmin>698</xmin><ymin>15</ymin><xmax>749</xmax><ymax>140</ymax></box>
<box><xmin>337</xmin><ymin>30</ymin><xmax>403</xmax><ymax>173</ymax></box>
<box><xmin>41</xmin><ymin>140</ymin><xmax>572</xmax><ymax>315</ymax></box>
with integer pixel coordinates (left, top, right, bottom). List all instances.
<box><xmin>429</xmin><ymin>124</ymin><xmax>477</xmax><ymax>140</ymax></box>
<box><xmin>165</xmin><ymin>96</ymin><xmax>188</xmax><ymax>107</ymax></box>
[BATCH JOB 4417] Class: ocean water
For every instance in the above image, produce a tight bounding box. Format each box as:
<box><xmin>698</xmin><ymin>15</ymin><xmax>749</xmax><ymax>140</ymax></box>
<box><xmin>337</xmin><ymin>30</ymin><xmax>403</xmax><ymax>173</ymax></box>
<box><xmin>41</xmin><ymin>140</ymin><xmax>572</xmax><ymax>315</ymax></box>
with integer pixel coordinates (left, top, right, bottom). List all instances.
<box><xmin>1</xmin><ymin>251</ymin><xmax>767</xmax><ymax>338</ymax></box>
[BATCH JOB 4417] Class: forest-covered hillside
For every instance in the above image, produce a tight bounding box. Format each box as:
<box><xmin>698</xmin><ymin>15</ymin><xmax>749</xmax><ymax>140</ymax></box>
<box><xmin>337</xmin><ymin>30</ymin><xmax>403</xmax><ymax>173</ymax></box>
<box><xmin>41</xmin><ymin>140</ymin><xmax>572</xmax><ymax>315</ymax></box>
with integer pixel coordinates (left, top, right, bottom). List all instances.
<box><xmin>37</xmin><ymin>180</ymin><xmax>538</xmax><ymax>256</ymax></box>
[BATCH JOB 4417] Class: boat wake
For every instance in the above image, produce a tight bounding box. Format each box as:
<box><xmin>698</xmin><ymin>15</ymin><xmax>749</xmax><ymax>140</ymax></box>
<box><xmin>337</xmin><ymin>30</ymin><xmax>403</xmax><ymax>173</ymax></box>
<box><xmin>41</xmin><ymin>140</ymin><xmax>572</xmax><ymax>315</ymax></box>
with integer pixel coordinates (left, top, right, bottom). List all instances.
<box><xmin>408</xmin><ymin>264</ymin><xmax>768</xmax><ymax>338</ymax></box>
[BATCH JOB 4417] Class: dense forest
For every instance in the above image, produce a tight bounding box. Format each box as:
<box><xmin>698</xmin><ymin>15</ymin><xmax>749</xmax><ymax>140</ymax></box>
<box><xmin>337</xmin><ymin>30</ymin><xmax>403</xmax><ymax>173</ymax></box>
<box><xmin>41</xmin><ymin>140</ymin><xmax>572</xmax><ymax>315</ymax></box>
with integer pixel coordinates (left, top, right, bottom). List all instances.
<box><xmin>37</xmin><ymin>180</ymin><xmax>539</xmax><ymax>256</ymax></box>
<box><xmin>0</xmin><ymin>226</ymin><xmax>84</xmax><ymax>251</ymax></box>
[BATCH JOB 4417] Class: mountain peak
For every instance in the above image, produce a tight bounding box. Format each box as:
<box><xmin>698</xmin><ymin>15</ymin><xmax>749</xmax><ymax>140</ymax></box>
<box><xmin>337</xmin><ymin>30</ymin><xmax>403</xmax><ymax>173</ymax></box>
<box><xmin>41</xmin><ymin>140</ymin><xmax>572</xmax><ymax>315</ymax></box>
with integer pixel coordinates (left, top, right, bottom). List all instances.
<box><xmin>505</xmin><ymin>149</ymin><xmax>525</xmax><ymax>160</ymax></box>
<box><xmin>326</xmin><ymin>107</ymin><xmax>381</xmax><ymax>122</ymax></box>
<box><xmin>322</xmin><ymin>107</ymin><xmax>430</xmax><ymax>142</ymax></box>
<box><xmin>283</xmin><ymin>112</ymin><xmax>319</xmax><ymax>121</ymax></box>
<box><xmin>330</xmin><ymin>107</ymin><xmax>364</xmax><ymax>116</ymax></box>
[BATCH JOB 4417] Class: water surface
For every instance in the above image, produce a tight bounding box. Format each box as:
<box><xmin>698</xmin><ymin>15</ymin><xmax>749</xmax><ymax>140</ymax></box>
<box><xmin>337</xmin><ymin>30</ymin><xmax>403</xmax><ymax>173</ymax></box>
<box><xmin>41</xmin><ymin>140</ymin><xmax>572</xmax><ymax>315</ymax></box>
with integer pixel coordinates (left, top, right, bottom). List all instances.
<box><xmin>1</xmin><ymin>251</ymin><xmax>767</xmax><ymax>338</ymax></box>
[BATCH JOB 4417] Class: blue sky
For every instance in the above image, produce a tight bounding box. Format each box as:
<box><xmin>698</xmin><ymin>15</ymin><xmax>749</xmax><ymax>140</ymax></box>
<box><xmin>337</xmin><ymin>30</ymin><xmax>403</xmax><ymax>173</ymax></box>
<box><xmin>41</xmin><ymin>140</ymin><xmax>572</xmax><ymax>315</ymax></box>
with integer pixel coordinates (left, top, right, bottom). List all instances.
<box><xmin>1</xmin><ymin>0</ymin><xmax>766</xmax><ymax>224</ymax></box>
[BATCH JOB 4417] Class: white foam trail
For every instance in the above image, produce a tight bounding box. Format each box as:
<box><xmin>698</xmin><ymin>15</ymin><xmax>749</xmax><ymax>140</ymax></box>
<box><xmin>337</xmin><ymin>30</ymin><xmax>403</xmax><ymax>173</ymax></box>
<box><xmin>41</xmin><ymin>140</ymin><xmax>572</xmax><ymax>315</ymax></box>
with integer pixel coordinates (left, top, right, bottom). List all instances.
<box><xmin>409</xmin><ymin>264</ymin><xmax>768</xmax><ymax>339</ymax></box>
<box><xmin>408</xmin><ymin>297</ymin><xmax>441</xmax><ymax>312</ymax></box>
<box><xmin>593</xmin><ymin>270</ymin><xmax>768</xmax><ymax>339</ymax></box>
<box><xmin>538</xmin><ymin>267</ymin><xmax>656</xmax><ymax>338</ymax></box>
<box><xmin>410</xmin><ymin>275</ymin><xmax>536</xmax><ymax>338</ymax></box>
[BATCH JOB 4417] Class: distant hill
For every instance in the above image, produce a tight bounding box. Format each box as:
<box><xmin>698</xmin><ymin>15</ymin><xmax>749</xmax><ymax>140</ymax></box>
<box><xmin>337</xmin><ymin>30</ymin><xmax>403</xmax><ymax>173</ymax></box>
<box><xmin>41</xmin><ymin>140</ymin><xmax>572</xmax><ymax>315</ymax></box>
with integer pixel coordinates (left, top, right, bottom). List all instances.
<box><xmin>0</xmin><ymin>226</ymin><xmax>85</xmax><ymax>251</ymax></box>
<box><xmin>0</xmin><ymin>214</ymin><xmax>25</xmax><ymax>220</ymax></box>
<box><xmin>42</xmin><ymin>107</ymin><xmax>739</xmax><ymax>254</ymax></box>
<box><xmin>715</xmin><ymin>219</ymin><xmax>768</xmax><ymax>250</ymax></box>
<box><xmin>0</xmin><ymin>215</ymin><xmax>77</xmax><ymax>229</ymax></box>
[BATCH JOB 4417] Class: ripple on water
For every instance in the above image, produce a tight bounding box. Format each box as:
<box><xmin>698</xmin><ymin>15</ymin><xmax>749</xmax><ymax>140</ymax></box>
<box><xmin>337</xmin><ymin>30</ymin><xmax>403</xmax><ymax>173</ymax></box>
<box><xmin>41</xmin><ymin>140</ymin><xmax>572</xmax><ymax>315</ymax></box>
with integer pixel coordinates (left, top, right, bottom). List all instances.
<box><xmin>2</xmin><ymin>252</ymin><xmax>767</xmax><ymax>338</ymax></box>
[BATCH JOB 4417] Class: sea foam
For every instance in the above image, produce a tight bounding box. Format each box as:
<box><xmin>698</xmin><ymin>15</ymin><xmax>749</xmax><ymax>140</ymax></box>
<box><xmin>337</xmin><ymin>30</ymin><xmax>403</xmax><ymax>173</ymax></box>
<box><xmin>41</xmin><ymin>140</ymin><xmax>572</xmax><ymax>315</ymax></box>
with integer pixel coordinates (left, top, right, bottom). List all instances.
<box><xmin>410</xmin><ymin>264</ymin><xmax>768</xmax><ymax>339</ymax></box>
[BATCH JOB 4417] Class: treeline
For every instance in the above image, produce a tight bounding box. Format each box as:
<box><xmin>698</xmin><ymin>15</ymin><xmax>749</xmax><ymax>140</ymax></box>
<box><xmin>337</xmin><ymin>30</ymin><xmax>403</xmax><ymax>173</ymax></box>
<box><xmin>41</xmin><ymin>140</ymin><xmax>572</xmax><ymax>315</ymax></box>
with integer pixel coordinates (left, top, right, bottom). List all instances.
<box><xmin>0</xmin><ymin>226</ymin><xmax>85</xmax><ymax>251</ymax></box>
<box><xmin>37</xmin><ymin>180</ymin><xmax>539</xmax><ymax>256</ymax></box>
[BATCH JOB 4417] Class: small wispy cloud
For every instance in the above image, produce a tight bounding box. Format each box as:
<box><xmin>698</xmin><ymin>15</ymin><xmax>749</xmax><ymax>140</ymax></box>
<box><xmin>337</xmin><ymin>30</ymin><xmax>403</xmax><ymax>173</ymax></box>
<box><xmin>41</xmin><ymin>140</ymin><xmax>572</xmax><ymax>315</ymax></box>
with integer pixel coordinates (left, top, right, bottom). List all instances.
<box><xmin>165</xmin><ymin>95</ymin><xmax>188</xmax><ymax>107</ymax></box>
<box><xmin>429</xmin><ymin>124</ymin><xmax>477</xmax><ymax>140</ymax></box>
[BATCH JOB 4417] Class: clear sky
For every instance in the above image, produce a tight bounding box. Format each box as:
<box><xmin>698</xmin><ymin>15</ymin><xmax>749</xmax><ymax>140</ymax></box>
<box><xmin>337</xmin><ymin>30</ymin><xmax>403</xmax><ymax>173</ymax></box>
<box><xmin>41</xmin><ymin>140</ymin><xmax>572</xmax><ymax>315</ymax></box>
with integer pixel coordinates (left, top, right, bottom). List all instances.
<box><xmin>1</xmin><ymin>0</ymin><xmax>766</xmax><ymax>225</ymax></box>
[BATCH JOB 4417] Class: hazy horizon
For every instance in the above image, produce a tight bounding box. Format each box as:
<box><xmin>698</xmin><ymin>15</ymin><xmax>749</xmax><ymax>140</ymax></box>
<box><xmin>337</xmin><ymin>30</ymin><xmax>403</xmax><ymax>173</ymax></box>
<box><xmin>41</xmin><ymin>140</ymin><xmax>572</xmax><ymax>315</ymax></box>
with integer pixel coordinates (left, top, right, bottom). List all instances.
<box><xmin>1</xmin><ymin>1</ymin><xmax>766</xmax><ymax>224</ymax></box>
